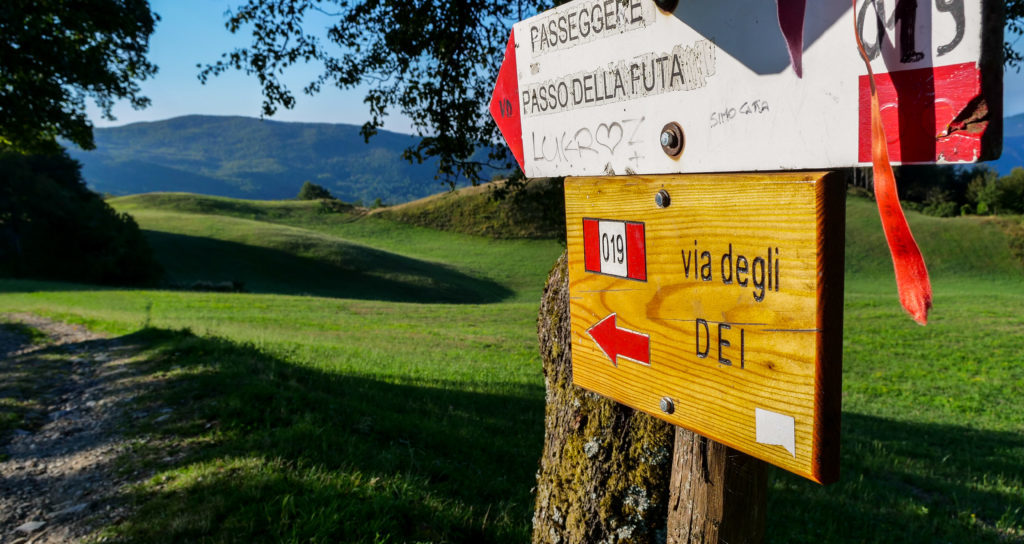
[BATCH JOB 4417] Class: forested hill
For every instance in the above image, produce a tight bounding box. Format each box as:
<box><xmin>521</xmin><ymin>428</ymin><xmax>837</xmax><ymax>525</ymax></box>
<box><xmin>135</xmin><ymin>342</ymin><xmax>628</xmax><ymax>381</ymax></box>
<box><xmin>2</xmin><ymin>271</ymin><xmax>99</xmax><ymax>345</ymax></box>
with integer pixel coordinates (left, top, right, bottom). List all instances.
<box><xmin>65</xmin><ymin>113</ymin><xmax>1022</xmax><ymax>203</ymax></box>
<box><xmin>65</xmin><ymin>115</ymin><xmax>480</xmax><ymax>204</ymax></box>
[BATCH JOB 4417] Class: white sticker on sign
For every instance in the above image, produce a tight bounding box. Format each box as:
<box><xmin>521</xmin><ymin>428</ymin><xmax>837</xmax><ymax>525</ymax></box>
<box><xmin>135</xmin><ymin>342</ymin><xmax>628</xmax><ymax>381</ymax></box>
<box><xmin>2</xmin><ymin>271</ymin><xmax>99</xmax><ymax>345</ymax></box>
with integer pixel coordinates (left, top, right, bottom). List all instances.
<box><xmin>755</xmin><ymin>408</ymin><xmax>796</xmax><ymax>457</ymax></box>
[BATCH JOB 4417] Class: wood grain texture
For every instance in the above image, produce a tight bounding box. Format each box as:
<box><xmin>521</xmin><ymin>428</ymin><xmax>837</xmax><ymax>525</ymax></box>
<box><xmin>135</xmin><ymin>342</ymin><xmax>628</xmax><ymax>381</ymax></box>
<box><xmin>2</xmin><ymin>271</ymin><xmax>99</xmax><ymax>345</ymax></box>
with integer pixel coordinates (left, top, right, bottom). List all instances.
<box><xmin>666</xmin><ymin>428</ymin><xmax>766</xmax><ymax>544</ymax></box>
<box><xmin>565</xmin><ymin>172</ymin><xmax>845</xmax><ymax>483</ymax></box>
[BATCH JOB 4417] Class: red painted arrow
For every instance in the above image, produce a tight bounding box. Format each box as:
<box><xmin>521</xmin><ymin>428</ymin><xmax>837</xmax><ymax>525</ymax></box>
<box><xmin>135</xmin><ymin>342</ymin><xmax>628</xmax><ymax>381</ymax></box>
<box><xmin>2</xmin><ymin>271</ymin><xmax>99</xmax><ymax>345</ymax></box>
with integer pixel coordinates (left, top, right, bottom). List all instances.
<box><xmin>586</xmin><ymin>314</ymin><xmax>650</xmax><ymax>367</ymax></box>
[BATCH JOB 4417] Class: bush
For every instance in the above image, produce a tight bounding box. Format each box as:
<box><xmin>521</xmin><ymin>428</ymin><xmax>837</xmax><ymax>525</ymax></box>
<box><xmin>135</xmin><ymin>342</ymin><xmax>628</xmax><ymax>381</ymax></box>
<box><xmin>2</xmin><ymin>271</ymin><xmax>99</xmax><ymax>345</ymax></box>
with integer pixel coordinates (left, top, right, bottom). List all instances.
<box><xmin>993</xmin><ymin>168</ymin><xmax>1024</xmax><ymax>214</ymax></box>
<box><xmin>921</xmin><ymin>189</ymin><xmax>959</xmax><ymax>217</ymax></box>
<box><xmin>967</xmin><ymin>170</ymin><xmax>999</xmax><ymax>215</ymax></box>
<box><xmin>923</xmin><ymin>200</ymin><xmax>958</xmax><ymax>217</ymax></box>
<box><xmin>297</xmin><ymin>181</ymin><xmax>334</xmax><ymax>200</ymax></box>
<box><xmin>317</xmin><ymin>199</ymin><xmax>354</xmax><ymax>214</ymax></box>
<box><xmin>968</xmin><ymin>168</ymin><xmax>1024</xmax><ymax>215</ymax></box>
<box><xmin>0</xmin><ymin>148</ymin><xmax>162</xmax><ymax>285</ymax></box>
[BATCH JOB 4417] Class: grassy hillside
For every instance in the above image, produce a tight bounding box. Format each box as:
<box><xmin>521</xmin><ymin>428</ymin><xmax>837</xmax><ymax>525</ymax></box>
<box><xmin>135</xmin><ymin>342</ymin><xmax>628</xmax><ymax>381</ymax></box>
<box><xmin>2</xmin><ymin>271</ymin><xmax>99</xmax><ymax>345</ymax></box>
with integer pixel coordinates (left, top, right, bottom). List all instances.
<box><xmin>110</xmin><ymin>191</ymin><xmax>356</xmax><ymax>221</ymax></box>
<box><xmin>135</xmin><ymin>211</ymin><xmax>514</xmax><ymax>303</ymax></box>
<box><xmin>110</xmin><ymin>192</ymin><xmax>565</xmax><ymax>302</ymax></box>
<box><xmin>113</xmin><ymin>189</ymin><xmax>1024</xmax><ymax>284</ymax></box>
<box><xmin>372</xmin><ymin>178</ymin><xmax>566</xmax><ymax>239</ymax></box>
<box><xmin>845</xmin><ymin>195</ymin><xmax>1024</xmax><ymax>278</ymax></box>
<box><xmin>2</xmin><ymin>187</ymin><xmax>1023</xmax><ymax>543</ymax></box>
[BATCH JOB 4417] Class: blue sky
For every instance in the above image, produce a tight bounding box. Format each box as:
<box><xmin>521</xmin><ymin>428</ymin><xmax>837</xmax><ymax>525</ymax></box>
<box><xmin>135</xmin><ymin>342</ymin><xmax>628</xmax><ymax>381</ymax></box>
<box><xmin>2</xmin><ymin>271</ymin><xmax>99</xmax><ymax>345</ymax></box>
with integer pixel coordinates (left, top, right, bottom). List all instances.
<box><xmin>88</xmin><ymin>0</ymin><xmax>1024</xmax><ymax>133</ymax></box>
<box><xmin>87</xmin><ymin>1</ymin><xmax>417</xmax><ymax>133</ymax></box>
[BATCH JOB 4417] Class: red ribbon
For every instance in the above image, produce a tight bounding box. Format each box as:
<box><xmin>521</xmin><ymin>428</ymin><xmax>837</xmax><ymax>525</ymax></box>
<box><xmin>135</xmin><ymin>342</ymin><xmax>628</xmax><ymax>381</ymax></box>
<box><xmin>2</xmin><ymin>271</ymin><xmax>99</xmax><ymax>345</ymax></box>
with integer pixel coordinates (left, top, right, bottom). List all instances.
<box><xmin>776</xmin><ymin>0</ymin><xmax>806</xmax><ymax>78</ymax></box>
<box><xmin>852</xmin><ymin>0</ymin><xmax>933</xmax><ymax>324</ymax></box>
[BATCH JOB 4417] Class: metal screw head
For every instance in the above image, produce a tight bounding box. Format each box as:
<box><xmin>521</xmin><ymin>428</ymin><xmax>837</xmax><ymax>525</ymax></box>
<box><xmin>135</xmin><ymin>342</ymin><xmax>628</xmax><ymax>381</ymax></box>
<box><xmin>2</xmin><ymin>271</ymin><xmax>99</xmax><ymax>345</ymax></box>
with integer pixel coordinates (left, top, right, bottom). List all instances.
<box><xmin>659</xmin><ymin>396</ymin><xmax>675</xmax><ymax>414</ymax></box>
<box><xmin>654</xmin><ymin>0</ymin><xmax>679</xmax><ymax>13</ymax></box>
<box><xmin>655</xmin><ymin>189</ymin><xmax>671</xmax><ymax>208</ymax></box>
<box><xmin>660</xmin><ymin>122</ymin><xmax>684</xmax><ymax>158</ymax></box>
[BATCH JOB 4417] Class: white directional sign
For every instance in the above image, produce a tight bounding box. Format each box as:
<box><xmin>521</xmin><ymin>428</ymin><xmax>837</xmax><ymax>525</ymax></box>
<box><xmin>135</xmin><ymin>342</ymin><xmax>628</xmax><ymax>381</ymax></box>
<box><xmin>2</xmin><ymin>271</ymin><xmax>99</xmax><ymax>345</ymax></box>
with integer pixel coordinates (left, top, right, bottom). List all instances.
<box><xmin>490</xmin><ymin>0</ymin><xmax>1002</xmax><ymax>177</ymax></box>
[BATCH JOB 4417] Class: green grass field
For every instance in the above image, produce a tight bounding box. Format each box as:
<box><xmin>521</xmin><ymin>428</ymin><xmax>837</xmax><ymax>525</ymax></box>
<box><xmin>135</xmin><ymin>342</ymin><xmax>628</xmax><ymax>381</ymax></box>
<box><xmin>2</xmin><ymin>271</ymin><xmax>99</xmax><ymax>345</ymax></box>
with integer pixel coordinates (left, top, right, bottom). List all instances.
<box><xmin>1</xmin><ymin>190</ymin><xmax>1022</xmax><ymax>543</ymax></box>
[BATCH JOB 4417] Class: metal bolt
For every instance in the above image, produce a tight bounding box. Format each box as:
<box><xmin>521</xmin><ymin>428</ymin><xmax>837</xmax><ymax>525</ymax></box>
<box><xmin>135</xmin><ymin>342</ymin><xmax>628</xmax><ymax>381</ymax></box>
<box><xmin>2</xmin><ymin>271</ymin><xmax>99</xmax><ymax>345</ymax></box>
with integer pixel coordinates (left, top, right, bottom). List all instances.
<box><xmin>660</xmin><ymin>396</ymin><xmax>675</xmax><ymax>414</ymax></box>
<box><xmin>655</xmin><ymin>189</ymin><xmax>671</xmax><ymax>208</ymax></box>
<box><xmin>654</xmin><ymin>0</ymin><xmax>679</xmax><ymax>13</ymax></box>
<box><xmin>660</xmin><ymin>122</ymin><xmax>684</xmax><ymax>158</ymax></box>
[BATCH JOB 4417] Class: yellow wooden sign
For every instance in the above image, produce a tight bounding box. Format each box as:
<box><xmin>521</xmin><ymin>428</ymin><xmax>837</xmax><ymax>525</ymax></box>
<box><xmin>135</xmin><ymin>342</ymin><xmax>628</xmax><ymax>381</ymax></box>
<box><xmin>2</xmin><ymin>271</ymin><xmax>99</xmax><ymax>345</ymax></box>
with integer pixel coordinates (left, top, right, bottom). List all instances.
<box><xmin>566</xmin><ymin>172</ymin><xmax>845</xmax><ymax>483</ymax></box>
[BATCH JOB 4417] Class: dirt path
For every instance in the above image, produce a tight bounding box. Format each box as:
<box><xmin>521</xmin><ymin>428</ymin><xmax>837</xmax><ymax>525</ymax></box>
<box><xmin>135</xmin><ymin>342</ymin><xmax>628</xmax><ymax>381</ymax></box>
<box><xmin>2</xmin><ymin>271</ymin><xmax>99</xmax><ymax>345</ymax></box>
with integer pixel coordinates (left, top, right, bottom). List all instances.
<box><xmin>0</xmin><ymin>315</ymin><xmax>149</xmax><ymax>543</ymax></box>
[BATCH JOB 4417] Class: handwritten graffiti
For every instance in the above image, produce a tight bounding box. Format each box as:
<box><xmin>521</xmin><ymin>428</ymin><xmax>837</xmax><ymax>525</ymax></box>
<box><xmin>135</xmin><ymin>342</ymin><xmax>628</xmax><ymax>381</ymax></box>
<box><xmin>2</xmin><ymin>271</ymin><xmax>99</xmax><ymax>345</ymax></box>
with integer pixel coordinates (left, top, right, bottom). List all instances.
<box><xmin>710</xmin><ymin>99</ymin><xmax>770</xmax><ymax>129</ymax></box>
<box><xmin>496</xmin><ymin>97</ymin><xmax>515</xmax><ymax>119</ymax></box>
<box><xmin>530</xmin><ymin>117</ymin><xmax>646</xmax><ymax>165</ymax></box>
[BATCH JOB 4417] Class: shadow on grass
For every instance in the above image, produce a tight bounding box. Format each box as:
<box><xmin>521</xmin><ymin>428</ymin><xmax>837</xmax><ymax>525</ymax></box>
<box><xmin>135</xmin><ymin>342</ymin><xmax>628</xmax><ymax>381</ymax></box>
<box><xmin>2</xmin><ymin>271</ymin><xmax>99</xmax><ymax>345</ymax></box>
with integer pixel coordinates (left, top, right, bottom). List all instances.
<box><xmin>9</xmin><ymin>326</ymin><xmax>1018</xmax><ymax>543</ymax></box>
<box><xmin>140</xmin><ymin>230</ymin><xmax>514</xmax><ymax>303</ymax></box>
<box><xmin>82</xmin><ymin>328</ymin><xmax>545</xmax><ymax>543</ymax></box>
<box><xmin>768</xmin><ymin>412</ymin><xmax>1024</xmax><ymax>544</ymax></box>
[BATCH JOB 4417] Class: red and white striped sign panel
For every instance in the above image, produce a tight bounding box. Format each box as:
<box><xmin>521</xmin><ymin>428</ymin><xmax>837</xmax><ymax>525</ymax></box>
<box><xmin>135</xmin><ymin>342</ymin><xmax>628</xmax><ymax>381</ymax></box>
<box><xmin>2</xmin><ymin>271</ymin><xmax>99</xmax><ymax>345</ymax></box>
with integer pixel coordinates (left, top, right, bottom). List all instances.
<box><xmin>490</xmin><ymin>0</ymin><xmax>1002</xmax><ymax>177</ymax></box>
<box><xmin>582</xmin><ymin>218</ymin><xmax>647</xmax><ymax>280</ymax></box>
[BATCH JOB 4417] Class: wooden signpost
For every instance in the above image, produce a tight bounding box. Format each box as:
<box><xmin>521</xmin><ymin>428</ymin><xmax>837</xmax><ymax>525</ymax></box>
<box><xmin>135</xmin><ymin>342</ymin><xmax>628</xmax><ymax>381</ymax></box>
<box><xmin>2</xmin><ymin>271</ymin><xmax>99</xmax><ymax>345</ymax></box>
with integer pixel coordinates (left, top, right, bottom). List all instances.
<box><xmin>491</xmin><ymin>0</ymin><xmax>1002</xmax><ymax>540</ymax></box>
<box><xmin>565</xmin><ymin>172</ymin><xmax>845</xmax><ymax>483</ymax></box>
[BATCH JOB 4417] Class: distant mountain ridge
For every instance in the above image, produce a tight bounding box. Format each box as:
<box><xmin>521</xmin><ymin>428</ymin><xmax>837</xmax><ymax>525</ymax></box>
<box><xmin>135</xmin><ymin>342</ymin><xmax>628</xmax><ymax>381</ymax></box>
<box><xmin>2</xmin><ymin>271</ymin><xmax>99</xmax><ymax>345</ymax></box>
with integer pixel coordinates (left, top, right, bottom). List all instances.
<box><xmin>990</xmin><ymin>112</ymin><xmax>1024</xmax><ymax>175</ymax></box>
<box><xmin>66</xmin><ymin>115</ymin><xmax>479</xmax><ymax>204</ymax></box>
<box><xmin>67</xmin><ymin>113</ymin><xmax>1023</xmax><ymax>203</ymax></box>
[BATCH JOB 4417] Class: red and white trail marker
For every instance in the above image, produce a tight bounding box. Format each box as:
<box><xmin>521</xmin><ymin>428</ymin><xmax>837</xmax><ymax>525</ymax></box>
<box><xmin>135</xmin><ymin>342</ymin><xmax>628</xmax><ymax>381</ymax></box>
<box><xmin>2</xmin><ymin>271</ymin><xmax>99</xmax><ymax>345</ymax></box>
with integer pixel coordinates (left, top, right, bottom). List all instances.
<box><xmin>582</xmin><ymin>218</ymin><xmax>647</xmax><ymax>281</ymax></box>
<box><xmin>490</xmin><ymin>0</ymin><xmax>1002</xmax><ymax>177</ymax></box>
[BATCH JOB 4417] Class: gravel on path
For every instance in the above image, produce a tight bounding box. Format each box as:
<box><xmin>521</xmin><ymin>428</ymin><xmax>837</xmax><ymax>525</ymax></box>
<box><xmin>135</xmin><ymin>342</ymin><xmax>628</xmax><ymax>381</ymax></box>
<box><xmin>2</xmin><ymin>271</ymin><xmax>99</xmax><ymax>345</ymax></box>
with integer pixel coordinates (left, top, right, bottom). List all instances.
<box><xmin>1</xmin><ymin>314</ymin><xmax>153</xmax><ymax>544</ymax></box>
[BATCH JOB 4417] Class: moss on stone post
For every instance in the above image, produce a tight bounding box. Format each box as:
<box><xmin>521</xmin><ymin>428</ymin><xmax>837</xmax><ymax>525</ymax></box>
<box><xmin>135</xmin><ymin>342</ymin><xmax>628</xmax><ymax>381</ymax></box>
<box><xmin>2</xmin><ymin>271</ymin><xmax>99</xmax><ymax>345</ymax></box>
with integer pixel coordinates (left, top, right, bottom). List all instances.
<box><xmin>532</xmin><ymin>251</ymin><xmax>675</xmax><ymax>544</ymax></box>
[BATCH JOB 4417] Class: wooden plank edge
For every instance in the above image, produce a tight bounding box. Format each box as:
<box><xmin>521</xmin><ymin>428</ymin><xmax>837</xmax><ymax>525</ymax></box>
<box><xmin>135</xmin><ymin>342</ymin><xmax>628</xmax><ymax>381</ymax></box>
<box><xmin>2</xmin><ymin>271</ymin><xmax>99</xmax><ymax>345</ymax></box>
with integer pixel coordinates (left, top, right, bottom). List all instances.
<box><xmin>811</xmin><ymin>170</ymin><xmax>847</xmax><ymax>485</ymax></box>
<box><xmin>979</xmin><ymin>0</ymin><xmax>1004</xmax><ymax>162</ymax></box>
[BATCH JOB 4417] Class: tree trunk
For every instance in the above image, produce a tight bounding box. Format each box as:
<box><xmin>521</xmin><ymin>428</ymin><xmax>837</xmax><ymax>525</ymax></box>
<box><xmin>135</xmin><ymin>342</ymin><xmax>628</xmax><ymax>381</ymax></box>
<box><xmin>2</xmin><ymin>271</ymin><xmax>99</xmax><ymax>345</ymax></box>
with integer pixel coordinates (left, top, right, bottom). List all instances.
<box><xmin>666</xmin><ymin>428</ymin><xmax>767</xmax><ymax>544</ymax></box>
<box><xmin>532</xmin><ymin>251</ymin><xmax>676</xmax><ymax>544</ymax></box>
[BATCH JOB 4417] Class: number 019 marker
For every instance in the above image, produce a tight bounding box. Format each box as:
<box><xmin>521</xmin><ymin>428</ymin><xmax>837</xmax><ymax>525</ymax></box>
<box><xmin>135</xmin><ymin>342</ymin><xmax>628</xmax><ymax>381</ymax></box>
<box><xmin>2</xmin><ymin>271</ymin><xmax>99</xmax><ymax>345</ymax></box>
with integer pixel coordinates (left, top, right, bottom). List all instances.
<box><xmin>582</xmin><ymin>218</ymin><xmax>647</xmax><ymax>281</ymax></box>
